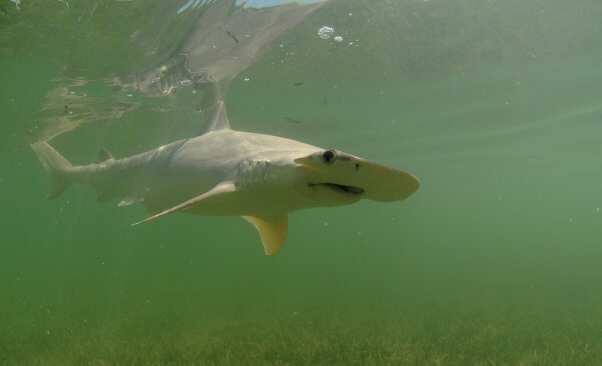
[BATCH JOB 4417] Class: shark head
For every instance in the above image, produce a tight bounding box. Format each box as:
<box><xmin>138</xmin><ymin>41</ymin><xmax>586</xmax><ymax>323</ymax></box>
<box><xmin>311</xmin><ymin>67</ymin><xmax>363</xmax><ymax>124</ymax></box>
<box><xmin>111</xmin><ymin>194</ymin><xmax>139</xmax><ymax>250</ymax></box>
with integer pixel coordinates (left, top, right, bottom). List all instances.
<box><xmin>293</xmin><ymin>148</ymin><xmax>420</xmax><ymax>207</ymax></box>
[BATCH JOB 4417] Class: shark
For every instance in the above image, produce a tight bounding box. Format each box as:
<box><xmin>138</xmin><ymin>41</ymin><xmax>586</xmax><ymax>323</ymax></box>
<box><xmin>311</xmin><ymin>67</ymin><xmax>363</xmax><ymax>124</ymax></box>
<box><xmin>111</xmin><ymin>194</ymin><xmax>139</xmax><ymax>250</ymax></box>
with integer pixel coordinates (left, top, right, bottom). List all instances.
<box><xmin>32</xmin><ymin>0</ymin><xmax>420</xmax><ymax>255</ymax></box>
<box><xmin>32</xmin><ymin>102</ymin><xmax>419</xmax><ymax>255</ymax></box>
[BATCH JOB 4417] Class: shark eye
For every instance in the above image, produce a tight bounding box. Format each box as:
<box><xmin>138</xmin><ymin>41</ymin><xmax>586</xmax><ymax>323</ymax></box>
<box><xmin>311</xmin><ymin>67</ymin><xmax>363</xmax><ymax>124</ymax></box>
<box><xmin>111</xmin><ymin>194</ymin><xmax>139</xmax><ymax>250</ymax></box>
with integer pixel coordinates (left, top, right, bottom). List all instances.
<box><xmin>322</xmin><ymin>149</ymin><xmax>336</xmax><ymax>164</ymax></box>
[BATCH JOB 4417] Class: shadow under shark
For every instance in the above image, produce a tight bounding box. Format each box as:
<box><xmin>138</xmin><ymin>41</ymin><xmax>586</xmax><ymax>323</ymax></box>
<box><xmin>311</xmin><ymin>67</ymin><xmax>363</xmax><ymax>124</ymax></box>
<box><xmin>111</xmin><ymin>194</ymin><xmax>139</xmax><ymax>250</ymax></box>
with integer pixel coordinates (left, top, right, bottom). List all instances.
<box><xmin>33</xmin><ymin>0</ymin><xmax>419</xmax><ymax>255</ymax></box>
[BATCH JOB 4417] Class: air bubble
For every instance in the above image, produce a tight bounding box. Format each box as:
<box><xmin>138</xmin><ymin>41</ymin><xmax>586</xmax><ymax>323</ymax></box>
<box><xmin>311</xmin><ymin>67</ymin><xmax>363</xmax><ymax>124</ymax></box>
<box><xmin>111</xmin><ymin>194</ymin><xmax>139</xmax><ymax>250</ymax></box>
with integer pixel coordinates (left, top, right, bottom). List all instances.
<box><xmin>334</xmin><ymin>36</ymin><xmax>343</xmax><ymax>43</ymax></box>
<box><xmin>318</xmin><ymin>26</ymin><xmax>334</xmax><ymax>40</ymax></box>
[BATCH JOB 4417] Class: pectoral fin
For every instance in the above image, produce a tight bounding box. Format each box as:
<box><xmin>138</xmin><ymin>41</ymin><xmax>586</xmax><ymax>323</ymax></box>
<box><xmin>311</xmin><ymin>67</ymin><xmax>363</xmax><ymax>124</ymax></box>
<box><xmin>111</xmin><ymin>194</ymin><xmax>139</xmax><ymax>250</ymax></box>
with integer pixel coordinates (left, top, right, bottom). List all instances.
<box><xmin>243</xmin><ymin>215</ymin><xmax>288</xmax><ymax>256</ymax></box>
<box><xmin>132</xmin><ymin>181</ymin><xmax>236</xmax><ymax>226</ymax></box>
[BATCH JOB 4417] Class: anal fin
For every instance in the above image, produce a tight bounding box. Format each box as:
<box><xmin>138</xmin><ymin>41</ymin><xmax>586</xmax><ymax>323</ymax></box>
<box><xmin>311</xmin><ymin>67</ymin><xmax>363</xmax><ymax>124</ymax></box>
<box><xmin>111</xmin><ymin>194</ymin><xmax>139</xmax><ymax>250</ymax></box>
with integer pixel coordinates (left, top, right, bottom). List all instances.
<box><xmin>243</xmin><ymin>215</ymin><xmax>288</xmax><ymax>256</ymax></box>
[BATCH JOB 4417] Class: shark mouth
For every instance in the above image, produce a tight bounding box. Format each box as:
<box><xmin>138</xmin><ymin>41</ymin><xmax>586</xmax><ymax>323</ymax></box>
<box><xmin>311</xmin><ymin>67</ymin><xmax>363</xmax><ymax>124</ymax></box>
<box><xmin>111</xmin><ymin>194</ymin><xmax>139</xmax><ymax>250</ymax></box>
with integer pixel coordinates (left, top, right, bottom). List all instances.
<box><xmin>309</xmin><ymin>183</ymin><xmax>365</xmax><ymax>196</ymax></box>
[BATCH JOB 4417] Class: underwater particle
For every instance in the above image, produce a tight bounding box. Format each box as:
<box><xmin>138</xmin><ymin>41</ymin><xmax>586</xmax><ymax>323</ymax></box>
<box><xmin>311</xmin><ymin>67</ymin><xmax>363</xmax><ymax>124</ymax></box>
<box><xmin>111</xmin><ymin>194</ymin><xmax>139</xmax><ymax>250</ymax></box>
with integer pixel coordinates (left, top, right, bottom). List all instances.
<box><xmin>334</xmin><ymin>36</ymin><xmax>343</xmax><ymax>43</ymax></box>
<box><xmin>323</xmin><ymin>222</ymin><xmax>329</xmax><ymax>227</ymax></box>
<box><xmin>597</xmin><ymin>207</ymin><xmax>600</xmax><ymax>213</ymax></box>
<box><xmin>244</xmin><ymin>77</ymin><xmax>250</xmax><ymax>82</ymax></box>
<box><xmin>180</xmin><ymin>79</ymin><xmax>192</xmax><ymax>86</ymax></box>
<box><xmin>318</xmin><ymin>26</ymin><xmax>334</xmax><ymax>40</ymax></box>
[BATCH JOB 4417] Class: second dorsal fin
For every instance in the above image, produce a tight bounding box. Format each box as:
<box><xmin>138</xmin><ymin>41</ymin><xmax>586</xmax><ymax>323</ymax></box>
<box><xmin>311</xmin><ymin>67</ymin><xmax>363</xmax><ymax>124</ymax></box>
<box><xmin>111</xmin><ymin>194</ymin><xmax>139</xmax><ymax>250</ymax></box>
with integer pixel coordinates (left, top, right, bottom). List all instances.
<box><xmin>95</xmin><ymin>147</ymin><xmax>115</xmax><ymax>163</ymax></box>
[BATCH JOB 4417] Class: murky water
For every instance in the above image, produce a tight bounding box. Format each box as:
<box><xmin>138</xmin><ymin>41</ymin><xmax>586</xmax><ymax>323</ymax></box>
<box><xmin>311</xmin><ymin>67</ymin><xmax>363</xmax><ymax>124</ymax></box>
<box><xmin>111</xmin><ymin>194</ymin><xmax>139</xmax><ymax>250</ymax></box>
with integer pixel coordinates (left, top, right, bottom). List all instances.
<box><xmin>2</xmin><ymin>0</ymin><xmax>602</xmax><ymax>364</ymax></box>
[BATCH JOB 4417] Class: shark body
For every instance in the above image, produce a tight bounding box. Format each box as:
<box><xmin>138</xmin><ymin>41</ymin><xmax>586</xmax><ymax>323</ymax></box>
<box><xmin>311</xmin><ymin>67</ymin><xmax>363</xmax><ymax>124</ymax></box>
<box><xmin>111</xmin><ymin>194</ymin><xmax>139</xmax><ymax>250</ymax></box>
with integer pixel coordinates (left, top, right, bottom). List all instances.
<box><xmin>32</xmin><ymin>105</ymin><xmax>419</xmax><ymax>255</ymax></box>
<box><xmin>32</xmin><ymin>0</ymin><xmax>419</xmax><ymax>255</ymax></box>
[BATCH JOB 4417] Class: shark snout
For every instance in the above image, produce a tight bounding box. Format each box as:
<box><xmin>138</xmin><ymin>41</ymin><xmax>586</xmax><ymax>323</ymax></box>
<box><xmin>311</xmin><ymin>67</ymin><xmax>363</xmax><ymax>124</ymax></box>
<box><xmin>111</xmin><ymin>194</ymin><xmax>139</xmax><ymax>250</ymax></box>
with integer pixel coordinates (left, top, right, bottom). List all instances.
<box><xmin>295</xmin><ymin>149</ymin><xmax>419</xmax><ymax>203</ymax></box>
<box><xmin>353</xmin><ymin>161</ymin><xmax>419</xmax><ymax>202</ymax></box>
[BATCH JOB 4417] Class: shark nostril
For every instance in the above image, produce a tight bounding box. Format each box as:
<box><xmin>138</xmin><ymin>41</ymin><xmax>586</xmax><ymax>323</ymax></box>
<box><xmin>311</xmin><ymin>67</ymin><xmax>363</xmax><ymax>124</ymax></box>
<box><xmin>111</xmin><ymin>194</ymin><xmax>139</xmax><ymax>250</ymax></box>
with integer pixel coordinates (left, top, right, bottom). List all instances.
<box><xmin>322</xmin><ymin>149</ymin><xmax>336</xmax><ymax>164</ymax></box>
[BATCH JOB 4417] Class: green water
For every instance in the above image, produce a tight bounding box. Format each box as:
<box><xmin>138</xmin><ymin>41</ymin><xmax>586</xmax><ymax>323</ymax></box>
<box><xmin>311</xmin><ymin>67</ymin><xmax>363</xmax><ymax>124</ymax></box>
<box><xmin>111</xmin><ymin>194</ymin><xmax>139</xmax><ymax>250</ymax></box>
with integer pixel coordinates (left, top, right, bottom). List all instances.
<box><xmin>2</xmin><ymin>0</ymin><xmax>602</xmax><ymax>364</ymax></box>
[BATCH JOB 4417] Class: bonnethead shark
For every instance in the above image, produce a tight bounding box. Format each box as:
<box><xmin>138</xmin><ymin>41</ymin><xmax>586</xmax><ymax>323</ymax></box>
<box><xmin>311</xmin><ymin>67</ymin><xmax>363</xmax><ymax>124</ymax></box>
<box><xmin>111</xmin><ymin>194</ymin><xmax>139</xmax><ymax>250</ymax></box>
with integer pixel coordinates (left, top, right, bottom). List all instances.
<box><xmin>32</xmin><ymin>0</ymin><xmax>419</xmax><ymax>255</ymax></box>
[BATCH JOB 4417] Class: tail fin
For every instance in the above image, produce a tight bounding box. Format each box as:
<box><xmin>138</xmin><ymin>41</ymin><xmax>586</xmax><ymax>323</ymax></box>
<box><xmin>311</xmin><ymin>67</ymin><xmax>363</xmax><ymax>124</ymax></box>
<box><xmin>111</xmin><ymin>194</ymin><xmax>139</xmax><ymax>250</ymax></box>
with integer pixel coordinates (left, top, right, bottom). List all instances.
<box><xmin>31</xmin><ymin>142</ymin><xmax>73</xmax><ymax>200</ymax></box>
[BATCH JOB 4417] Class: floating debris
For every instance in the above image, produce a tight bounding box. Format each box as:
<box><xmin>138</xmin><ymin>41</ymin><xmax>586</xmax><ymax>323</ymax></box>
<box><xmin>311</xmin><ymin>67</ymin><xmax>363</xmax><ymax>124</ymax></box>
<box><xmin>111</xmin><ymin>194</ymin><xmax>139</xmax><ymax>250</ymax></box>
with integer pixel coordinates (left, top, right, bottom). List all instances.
<box><xmin>226</xmin><ymin>30</ymin><xmax>239</xmax><ymax>44</ymax></box>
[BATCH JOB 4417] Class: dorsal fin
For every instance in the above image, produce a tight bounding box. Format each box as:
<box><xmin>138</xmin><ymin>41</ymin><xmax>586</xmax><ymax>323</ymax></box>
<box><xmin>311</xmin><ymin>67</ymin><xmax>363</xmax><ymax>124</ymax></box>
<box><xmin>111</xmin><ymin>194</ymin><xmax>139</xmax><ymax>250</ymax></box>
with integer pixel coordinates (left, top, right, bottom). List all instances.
<box><xmin>203</xmin><ymin>100</ymin><xmax>230</xmax><ymax>133</ymax></box>
<box><xmin>95</xmin><ymin>147</ymin><xmax>114</xmax><ymax>163</ymax></box>
<box><xmin>198</xmin><ymin>77</ymin><xmax>231</xmax><ymax>134</ymax></box>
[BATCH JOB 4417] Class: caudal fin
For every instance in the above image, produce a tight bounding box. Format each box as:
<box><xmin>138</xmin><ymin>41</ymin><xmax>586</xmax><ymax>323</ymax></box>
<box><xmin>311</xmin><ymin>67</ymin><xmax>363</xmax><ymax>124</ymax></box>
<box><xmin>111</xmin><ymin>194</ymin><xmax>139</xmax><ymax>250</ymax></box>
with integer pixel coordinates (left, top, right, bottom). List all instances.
<box><xmin>31</xmin><ymin>142</ymin><xmax>73</xmax><ymax>200</ymax></box>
